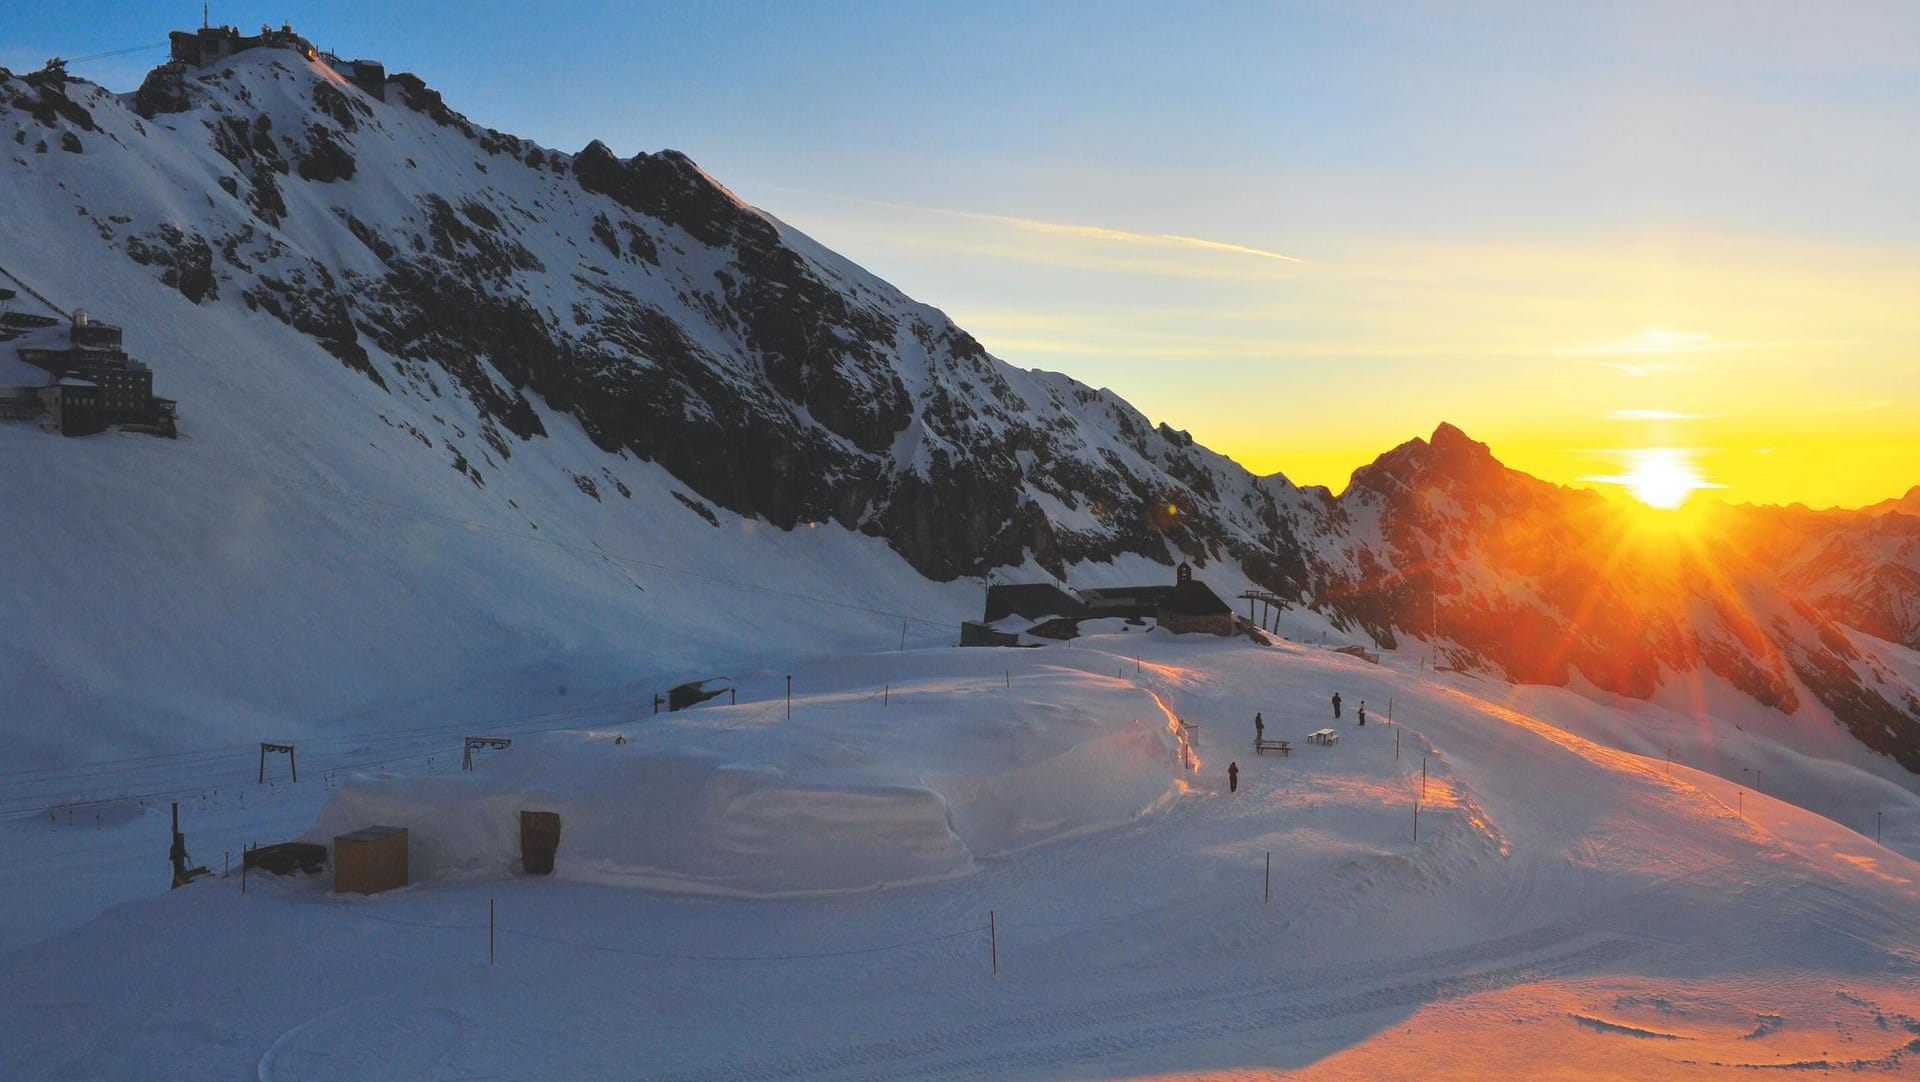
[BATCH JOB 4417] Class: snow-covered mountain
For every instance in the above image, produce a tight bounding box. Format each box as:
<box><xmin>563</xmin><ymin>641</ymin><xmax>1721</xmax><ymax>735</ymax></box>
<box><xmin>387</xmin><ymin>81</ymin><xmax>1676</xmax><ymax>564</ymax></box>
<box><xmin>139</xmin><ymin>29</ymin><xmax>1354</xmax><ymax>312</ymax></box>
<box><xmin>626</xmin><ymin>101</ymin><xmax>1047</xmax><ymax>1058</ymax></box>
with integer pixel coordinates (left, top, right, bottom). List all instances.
<box><xmin>1312</xmin><ymin>426</ymin><xmax>1920</xmax><ymax>769</ymax></box>
<box><xmin>3</xmin><ymin>45</ymin><xmax>1918</xmax><ymax>775</ymax></box>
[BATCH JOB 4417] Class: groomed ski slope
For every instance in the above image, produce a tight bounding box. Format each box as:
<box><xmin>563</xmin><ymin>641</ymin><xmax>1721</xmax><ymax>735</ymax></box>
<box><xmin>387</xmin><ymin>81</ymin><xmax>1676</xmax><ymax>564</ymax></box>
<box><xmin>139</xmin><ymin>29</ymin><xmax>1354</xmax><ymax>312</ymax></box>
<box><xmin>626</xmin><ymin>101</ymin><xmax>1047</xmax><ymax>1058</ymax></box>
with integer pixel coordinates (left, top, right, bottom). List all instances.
<box><xmin>3</xmin><ymin>630</ymin><xmax>1919</xmax><ymax>1080</ymax></box>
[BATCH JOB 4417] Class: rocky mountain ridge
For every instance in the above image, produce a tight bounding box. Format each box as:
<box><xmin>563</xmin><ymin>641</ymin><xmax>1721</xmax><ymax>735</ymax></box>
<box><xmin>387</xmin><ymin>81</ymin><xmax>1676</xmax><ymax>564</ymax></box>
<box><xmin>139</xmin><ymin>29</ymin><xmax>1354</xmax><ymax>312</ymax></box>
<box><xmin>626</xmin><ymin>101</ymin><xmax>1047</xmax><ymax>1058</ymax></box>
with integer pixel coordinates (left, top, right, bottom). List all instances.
<box><xmin>3</xmin><ymin>49</ymin><xmax>1917</xmax><ymax>769</ymax></box>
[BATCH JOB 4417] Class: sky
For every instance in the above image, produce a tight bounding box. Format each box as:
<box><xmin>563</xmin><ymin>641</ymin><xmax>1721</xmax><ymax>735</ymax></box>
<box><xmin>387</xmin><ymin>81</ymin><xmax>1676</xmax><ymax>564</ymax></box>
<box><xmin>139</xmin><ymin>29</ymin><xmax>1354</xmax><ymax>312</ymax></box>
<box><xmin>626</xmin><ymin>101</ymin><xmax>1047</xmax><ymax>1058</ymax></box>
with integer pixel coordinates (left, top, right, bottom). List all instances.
<box><xmin>7</xmin><ymin>1</ymin><xmax>1918</xmax><ymax>508</ymax></box>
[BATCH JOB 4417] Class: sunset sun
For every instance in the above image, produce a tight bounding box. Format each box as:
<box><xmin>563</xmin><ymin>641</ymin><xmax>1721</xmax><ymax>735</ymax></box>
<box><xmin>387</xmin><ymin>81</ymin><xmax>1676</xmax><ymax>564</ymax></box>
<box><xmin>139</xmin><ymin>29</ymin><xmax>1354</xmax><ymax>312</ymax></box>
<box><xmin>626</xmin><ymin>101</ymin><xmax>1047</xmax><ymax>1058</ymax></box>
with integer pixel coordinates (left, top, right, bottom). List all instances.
<box><xmin>1622</xmin><ymin>448</ymin><xmax>1709</xmax><ymax>509</ymax></box>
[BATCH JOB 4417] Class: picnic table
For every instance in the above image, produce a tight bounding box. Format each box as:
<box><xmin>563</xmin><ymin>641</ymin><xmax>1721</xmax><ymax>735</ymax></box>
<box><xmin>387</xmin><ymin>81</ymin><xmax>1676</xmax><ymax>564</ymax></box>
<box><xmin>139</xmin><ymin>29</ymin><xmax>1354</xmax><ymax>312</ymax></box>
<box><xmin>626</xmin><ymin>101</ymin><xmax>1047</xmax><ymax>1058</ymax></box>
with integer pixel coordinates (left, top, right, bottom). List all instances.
<box><xmin>1306</xmin><ymin>728</ymin><xmax>1339</xmax><ymax>745</ymax></box>
<box><xmin>1254</xmin><ymin>738</ymin><xmax>1291</xmax><ymax>756</ymax></box>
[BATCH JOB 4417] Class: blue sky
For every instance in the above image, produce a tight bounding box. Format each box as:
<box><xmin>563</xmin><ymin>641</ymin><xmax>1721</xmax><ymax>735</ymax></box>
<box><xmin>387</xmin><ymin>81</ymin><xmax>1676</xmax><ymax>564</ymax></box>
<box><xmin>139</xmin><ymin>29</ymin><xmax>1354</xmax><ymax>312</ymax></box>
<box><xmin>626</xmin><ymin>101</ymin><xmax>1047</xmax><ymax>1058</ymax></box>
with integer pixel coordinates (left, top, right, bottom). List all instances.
<box><xmin>8</xmin><ymin>2</ymin><xmax>1918</xmax><ymax>504</ymax></box>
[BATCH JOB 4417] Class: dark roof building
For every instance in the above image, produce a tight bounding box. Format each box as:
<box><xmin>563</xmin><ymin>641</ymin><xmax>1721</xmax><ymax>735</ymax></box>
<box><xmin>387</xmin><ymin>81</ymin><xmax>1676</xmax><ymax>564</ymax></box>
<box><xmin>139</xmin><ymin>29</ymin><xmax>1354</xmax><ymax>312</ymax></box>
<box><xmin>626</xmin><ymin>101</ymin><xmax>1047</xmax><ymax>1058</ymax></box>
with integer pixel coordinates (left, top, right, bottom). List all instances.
<box><xmin>1079</xmin><ymin>584</ymin><xmax>1174</xmax><ymax>619</ymax></box>
<box><xmin>170</xmin><ymin>23</ymin><xmax>318</xmax><ymax>68</ymax></box>
<box><xmin>984</xmin><ymin>582</ymin><xmax>1087</xmax><ymax>623</ymax></box>
<box><xmin>5</xmin><ymin>313</ymin><xmax>175</xmax><ymax>437</ymax></box>
<box><xmin>1156</xmin><ymin>563</ymin><xmax>1235</xmax><ymax>636</ymax></box>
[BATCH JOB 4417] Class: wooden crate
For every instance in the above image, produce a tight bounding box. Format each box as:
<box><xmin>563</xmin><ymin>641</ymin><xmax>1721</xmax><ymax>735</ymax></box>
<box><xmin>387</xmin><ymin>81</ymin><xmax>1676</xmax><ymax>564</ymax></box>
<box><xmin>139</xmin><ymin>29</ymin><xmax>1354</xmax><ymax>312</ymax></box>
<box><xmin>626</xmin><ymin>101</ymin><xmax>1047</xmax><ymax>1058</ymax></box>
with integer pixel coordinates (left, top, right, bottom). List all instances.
<box><xmin>333</xmin><ymin>825</ymin><xmax>408</xmax><ymax>895</ymax></box>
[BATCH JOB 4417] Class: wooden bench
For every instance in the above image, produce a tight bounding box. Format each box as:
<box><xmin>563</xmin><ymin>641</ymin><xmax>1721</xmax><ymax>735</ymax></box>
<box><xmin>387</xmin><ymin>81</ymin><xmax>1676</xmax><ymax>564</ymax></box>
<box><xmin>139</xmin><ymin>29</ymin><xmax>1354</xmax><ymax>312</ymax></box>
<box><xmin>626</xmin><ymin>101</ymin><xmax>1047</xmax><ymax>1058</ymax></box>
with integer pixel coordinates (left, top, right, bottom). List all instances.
<box><xmin>1307</xmin><ymin>728</ymin><xmax>1340</xmax><ymax>745</ymax></box>
<box><xmin>1254</xmin><ymin>738</ymin><xmax>1291</xmax><ymax>756</ymax></box>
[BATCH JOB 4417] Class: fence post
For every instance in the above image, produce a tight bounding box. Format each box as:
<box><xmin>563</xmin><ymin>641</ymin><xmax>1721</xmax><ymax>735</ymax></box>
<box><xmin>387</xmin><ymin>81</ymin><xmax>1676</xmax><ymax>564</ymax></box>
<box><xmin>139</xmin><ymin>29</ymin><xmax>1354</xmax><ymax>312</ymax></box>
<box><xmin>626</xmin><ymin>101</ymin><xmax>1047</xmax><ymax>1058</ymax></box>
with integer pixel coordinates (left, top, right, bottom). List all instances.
<box><xmin>490</xmin><ymin>897</ymin><xmax>496</xmax><ymax>966</ymax></box>
<box><xmin>1264</xmin><ymin>851</ymin><xmax>1270</xmax><ymax>903</ymax></box>
<box><xmin>989</xmin><ymin>909</ymin><xmax>998</xmax><ymax>975</ymax></box>
<box><xmin>1395</xmin><ymin>729</ymin><xmax>1400</xmax><ymax>761</ymax></box>
<box><xmin>884</xmin><ymin>683</ymin><xmax>889</xmax><ymax>706</ymax></box>
<box><xmin>786</xmin><ymin>675</ymin><xmax>792</xmax><ymax>720</ymax></box>
<box><xmin>1413</xmin><ymin>803</ymin><xmax>1420</xmax><ymax>842</ymax></box>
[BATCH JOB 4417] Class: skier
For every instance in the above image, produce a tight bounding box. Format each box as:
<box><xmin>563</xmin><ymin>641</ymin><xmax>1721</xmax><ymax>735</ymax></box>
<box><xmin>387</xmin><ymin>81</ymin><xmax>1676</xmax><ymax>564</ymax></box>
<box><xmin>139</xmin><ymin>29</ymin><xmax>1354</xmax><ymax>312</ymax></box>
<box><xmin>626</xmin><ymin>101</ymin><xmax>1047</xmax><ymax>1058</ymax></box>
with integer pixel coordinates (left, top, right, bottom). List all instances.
<box><xmin>1331</xmin><ymin>691</ymin><xmax>1343</xmax><ymax>719</ymax></box>
<box><xmin>1228</xmin><ymin>761</ymin><xmax>1240</xmax><ymax>793</ymax></box>
<box><xmin>1357</xmin><ymin>701</ymin><xmax>1367</xmax><ymax>726</ymax></box>
<box><xmin>1254</xmin><ymin>712</ymin><xmax>1265</xmax><ymax>742</ymax></box>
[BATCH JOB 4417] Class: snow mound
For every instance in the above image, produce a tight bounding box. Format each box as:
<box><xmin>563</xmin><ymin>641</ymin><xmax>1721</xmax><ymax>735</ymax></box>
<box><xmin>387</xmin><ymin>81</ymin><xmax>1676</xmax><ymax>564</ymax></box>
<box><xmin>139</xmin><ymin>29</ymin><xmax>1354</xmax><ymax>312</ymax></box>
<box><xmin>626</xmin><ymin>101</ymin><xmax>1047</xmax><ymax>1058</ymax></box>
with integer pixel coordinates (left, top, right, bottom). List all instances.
<box><xmin>306</xmin><ymin>665</ymin><xmax>1182</xmax><ymax>895</ymax></box>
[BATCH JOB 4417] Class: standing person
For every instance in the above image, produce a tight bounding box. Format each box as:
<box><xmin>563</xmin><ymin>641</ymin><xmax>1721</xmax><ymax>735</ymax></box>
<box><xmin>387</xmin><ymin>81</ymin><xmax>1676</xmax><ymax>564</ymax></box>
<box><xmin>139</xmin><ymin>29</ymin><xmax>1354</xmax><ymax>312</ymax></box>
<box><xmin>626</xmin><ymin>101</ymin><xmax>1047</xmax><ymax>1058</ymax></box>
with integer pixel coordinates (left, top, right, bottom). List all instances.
<box><xmin>1228</xmin><ymin>761</ymin><xmax>1240</xmax><ymax>793</ymax></box>
<box><xmin>1332</xmin><ymin>691</ymin><xmax>1343</xmax><ymax>719</ymax></box>
<box><xmin>1357</xmin><ymin>701</ymin><xmax>1368</xmax><ymax>726</ymax></box>
<box><xmin>1254</xmin><ymin>712</ymin><xmax>1265</xmax><ymax>743</ymax></box>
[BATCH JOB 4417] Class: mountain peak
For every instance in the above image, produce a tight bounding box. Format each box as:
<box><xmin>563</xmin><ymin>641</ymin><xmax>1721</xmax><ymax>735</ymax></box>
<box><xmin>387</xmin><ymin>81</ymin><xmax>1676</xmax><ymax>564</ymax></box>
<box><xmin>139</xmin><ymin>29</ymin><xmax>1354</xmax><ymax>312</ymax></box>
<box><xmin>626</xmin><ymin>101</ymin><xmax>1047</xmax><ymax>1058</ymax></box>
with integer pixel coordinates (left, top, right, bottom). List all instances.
<box><xmin>1430</xmin><ymin>421</ymin><xmax>1480</xmax><ymax>453</ymax></box>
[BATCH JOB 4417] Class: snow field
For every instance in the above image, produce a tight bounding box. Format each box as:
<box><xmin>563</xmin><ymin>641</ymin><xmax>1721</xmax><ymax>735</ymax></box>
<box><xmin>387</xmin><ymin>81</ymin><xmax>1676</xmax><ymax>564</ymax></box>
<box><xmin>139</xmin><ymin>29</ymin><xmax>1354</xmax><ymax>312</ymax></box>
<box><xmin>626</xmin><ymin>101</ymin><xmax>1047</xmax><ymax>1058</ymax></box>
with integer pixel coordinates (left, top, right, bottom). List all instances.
<box><xmin>8</xmin><ymin>630</ymin><xmax>1918</xmax><ymax>1078</ymax></box>
<box><xmin>307</xmin><ymin>664</ymin><xmax>1184</xmax><ymax>895</ymax></box>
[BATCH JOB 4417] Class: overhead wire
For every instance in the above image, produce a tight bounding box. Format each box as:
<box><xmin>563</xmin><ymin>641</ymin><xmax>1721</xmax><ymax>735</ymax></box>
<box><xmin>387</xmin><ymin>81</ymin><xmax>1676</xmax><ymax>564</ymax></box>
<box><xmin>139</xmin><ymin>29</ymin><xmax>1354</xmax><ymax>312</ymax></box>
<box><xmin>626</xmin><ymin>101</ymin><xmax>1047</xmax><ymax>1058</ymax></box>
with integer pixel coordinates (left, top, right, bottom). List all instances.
<box><xmin>63</xmin><ymin>43</ymin><xmax>169</xmax><ymax>65</ymax></box>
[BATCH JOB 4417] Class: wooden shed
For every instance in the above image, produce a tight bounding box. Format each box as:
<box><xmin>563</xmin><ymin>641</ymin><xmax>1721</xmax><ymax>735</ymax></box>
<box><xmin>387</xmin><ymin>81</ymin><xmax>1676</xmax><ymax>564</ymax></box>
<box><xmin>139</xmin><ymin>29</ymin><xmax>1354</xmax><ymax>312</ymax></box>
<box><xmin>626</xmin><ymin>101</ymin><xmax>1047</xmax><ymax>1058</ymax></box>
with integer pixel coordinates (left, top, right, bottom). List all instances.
<box><xmin>333</xmin><ymin>825</ymin><xmax>408</xmax><ymax>895</ymax></box>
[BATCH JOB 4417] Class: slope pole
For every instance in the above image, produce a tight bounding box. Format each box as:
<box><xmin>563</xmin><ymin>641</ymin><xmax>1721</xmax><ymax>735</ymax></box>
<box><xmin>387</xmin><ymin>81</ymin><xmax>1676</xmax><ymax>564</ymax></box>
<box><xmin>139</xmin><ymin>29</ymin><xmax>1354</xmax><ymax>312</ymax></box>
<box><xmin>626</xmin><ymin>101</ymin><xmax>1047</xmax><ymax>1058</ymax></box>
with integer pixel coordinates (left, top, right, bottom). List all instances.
<box><xmin>1264</xmin><ymin>851</ymin><xmax>1270</xmax><ymax>903</ymax></box>
<box><xmin>989</xmin><ymin>910</ymin><xmax>998</xmax><ymax>975</ymax></box>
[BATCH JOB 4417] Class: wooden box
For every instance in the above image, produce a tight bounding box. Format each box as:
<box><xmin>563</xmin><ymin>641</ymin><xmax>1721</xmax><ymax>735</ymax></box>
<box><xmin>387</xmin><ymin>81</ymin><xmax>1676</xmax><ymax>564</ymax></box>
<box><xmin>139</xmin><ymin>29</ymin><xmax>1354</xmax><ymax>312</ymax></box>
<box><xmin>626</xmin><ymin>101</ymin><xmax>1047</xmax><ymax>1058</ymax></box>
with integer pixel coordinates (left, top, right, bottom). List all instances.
<box><xmin>333</xmin><ymin>825</ymin><xmax>408</xmax><ymax>895</ymax></box>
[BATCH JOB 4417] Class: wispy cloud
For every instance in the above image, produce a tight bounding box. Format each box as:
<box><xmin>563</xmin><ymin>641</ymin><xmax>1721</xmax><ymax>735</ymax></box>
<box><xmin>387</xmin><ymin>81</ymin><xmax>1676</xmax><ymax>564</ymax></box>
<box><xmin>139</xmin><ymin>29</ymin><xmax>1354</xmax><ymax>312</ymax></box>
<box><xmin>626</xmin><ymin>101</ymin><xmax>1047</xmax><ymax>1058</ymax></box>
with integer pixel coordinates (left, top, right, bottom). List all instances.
<box><xmin>762</xmin><ymin>185</ymin><xmax>1305</xmax><ymax>265</ymax></box>
<box><xmin>1601</xmin><ymin>361</ymin><xmax>1696</xmax><ymax>378</ymax></box>
<box><xmin>1574</xmin><ymin>329</ymin><xmax>1714</xmax><ymax>356</ymax></box>
<box><xmin>934</xmin><ymin>208</ymin><xmax>1305</xmax><ymax>264</ymax></box>
<box><xmin>1607</xmin><ymin>409</ymin><xmax>1720</xmax><ymax>421</ymax></box>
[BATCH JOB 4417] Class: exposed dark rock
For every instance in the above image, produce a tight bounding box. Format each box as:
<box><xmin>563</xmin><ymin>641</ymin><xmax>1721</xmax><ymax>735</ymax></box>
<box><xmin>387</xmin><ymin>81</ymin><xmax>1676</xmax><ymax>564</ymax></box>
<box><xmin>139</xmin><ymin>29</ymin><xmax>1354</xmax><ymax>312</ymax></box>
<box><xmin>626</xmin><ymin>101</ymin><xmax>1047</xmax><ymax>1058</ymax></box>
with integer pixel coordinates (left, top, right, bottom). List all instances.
<box><xmin>241</xmin><ymin>262</ymin><xmax>383</xmax><ymax>387</ymax></box>
<box><xmin>134</xmin><ymin>65</ymin><xmax>190</xmax><ymax>117</ymax></box>
<box><xmin>293</xmin><ymin>124</ymin><xmax>356</xmax><ymax>182</ymax></box>
<box><xmin>124</xmin><ymin>225</ymin><xmax>218</xmax><ymax>303</ymax></box>
<box><xmin>671</xmin><ymin>491</ymin><xmax>717</xmax><ymax>525</ymax></box>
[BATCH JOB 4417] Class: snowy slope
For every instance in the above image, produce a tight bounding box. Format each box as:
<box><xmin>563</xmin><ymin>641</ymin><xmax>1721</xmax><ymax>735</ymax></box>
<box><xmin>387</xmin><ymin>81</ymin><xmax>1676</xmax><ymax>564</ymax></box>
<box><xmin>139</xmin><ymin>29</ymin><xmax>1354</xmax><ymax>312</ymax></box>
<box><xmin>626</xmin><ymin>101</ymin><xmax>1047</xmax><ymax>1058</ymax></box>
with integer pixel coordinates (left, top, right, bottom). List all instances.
<box><xmin>3</xmin><ymin>633</ymin><xmax>1918</xmax><ymax>1079</ymax></box>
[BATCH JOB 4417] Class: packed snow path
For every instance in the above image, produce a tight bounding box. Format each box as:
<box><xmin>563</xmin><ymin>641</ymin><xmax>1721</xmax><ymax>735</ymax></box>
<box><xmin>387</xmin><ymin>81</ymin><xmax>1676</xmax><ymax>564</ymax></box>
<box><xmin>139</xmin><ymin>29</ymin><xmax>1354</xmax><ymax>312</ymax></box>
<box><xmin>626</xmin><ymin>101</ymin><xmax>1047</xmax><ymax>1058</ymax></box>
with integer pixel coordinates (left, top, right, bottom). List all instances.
<box><xmin>3</xmin><ymin>632</ymin><xmax>1918</xmax><ymax>1079</ymax></box>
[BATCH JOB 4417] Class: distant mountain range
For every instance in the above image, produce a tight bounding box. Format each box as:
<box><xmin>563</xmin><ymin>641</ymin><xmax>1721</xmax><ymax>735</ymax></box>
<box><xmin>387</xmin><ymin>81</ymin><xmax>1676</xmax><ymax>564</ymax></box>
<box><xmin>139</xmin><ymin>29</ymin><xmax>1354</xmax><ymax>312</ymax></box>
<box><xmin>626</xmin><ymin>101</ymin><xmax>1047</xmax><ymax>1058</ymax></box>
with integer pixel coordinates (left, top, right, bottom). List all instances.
<box><xmin>3</xmin><ymin>41</ymin><xmax>1916</xmax><ymax>770</ymax></box>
